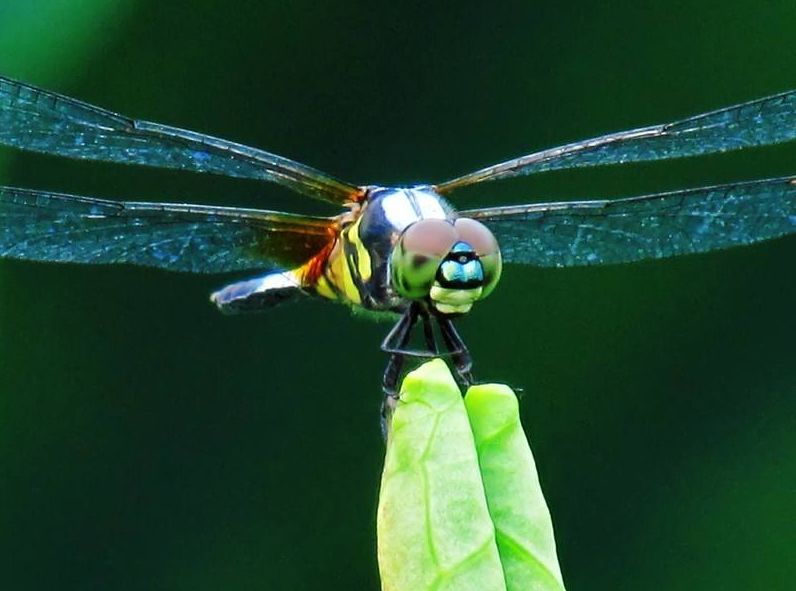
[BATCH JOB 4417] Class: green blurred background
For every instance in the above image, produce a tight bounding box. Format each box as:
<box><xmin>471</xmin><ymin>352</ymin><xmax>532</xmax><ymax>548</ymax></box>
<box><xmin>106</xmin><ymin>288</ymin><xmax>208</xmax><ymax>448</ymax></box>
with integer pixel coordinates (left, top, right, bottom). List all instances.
<box><xmin>1</xmin><ymin>1</ymin><xmax>794</xmax><ymax>589</ymax></box>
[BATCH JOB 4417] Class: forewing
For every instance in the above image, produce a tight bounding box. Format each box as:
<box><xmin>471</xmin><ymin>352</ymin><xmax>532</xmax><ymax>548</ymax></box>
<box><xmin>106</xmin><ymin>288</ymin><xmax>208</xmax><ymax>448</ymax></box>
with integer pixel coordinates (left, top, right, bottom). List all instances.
<box><xmin>0</xmin><ymin>187</ymin><xmax>335</xmax><ymax>273</ymax></box>
<box><xmin>437</xmin><ymin>90</ymin><xmax>796</xmax><ymax>193</ymax></box>
<box><xmin>460</xmin><ymin>177</ymin><xmax>796</xmax><ymax>266</ymax></box>
<box><xmin>0</xmin><ymin>76</ymin><xmax>362</xmax><ymax>204</ymax></box>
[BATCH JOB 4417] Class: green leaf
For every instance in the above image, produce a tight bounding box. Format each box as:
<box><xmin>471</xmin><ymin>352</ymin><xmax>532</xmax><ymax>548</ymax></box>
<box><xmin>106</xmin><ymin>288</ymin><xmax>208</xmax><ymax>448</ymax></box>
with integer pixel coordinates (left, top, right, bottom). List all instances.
<box><xmin>466</xmin><ymin>383</ymin><xmax>565</xmax><ymax>591</ymax></box>
<box><xmin>377</xmin><ymin>359</ymin><xmax>565</xmax><ymax>591</ymax></box>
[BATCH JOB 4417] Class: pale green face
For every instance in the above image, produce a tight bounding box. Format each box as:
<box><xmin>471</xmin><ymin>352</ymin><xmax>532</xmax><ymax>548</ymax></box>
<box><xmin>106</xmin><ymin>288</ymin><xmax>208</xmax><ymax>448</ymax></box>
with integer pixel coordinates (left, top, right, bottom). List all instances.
<box><xmin>390</xmin><ymin>217</ymin><xmax>502</xmax><ymax>314</ymax></box>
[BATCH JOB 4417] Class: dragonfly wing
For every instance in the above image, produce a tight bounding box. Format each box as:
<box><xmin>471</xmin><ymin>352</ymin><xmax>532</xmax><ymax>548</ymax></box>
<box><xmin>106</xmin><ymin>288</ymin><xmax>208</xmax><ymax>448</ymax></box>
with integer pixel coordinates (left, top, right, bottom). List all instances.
<box><xmin>0</xmin><ymin>187</ymin><xmax>335</xmax><ymax>273</ymax></box>
<box><xmin>0</xmin><ymin>76</ymin><xmax>362</xmax><ymax>204</ymax></box>
<box><xmin>459</xmin><ymin>177</ymin><xmax>796</xmax><ymax>266</ymax></box>
<box><xmin>437</xmin><ymin>90</ymin><xmax>796</xmax><ymax>193</ymax></box>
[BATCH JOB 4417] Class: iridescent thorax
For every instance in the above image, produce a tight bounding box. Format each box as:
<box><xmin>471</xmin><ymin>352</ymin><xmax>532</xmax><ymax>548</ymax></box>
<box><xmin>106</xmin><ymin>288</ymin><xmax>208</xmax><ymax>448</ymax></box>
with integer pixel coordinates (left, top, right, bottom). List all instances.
<box><xmin>321</xmin><ymin>186</ymin><xmax>453</xmax><ymax>311</ymax></box>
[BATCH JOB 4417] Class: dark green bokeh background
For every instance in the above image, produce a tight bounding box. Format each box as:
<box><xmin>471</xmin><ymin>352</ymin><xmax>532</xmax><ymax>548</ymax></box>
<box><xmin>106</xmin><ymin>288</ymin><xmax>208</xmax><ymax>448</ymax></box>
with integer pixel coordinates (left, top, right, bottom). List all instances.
<box><xmin>1</xmin><ymin>2</ymin><xmax>794</xmax><ymax>589</ymax></box>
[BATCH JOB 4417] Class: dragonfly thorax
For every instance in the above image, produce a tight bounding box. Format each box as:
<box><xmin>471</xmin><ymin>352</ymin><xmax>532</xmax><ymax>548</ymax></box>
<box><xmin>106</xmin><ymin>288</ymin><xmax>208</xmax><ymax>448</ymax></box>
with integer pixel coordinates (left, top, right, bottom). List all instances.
<box><xmin>314</xmin><ymin>186</ymin><xmax>502</xmax><ymax>315</ymax></box>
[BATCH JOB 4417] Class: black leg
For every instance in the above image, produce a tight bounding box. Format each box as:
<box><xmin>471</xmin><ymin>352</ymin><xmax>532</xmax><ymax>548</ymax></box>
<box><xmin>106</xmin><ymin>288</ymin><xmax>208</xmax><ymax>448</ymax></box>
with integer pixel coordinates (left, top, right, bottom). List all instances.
<box><xmin>380</xmin><ymin>307</ymin><xmax>415</xmax><ymax>353</ymax></box>
<box><xmin>380</xmin><ymin>306</ymin><xmax>477</xmax><ymax>437</ymax></box>
<box><xmin>381</xmin><ymin>306</ymin><xmax>418</xmax><ymax>397</ymax></box>
<box><xmin>379</xmin><ymin>306</ymin><xmax>420</xmax><ymax>438</ymax></box>
<box><xmin>421</xmin><ymin>310</ymin><xmax>438</xmax><ymax>355</ymax></box>
<box><xmin>381</xmin><ymin>309</ymin><xmax>475</xmax><ymax>395</ymax></box>
<box><xmin>437</xmin><ymin>315</ymin><xmax>475</xmax><ymax>388</ymax></box>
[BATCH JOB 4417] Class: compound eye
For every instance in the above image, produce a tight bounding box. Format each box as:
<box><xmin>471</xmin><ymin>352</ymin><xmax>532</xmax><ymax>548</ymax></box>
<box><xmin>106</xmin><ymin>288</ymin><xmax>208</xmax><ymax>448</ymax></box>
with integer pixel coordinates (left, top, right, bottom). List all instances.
<box><xmin>454</xmin><ymin>218</ymin><xmax>502</xmax><ymax>298</ymax></box>
<box><xmin>391</xmin><ymin>219</ymin><xmax>457</xmax><ymax>299</ymax></box>
<box><xmin>402</xmin><ymin>219</ymin><xmax>458</xmax><ymax>258</ymax></box>
<box><xmin>454</xmin><ymin>218</ymin><xmax>499</xmax><ymax>257</ymax></box>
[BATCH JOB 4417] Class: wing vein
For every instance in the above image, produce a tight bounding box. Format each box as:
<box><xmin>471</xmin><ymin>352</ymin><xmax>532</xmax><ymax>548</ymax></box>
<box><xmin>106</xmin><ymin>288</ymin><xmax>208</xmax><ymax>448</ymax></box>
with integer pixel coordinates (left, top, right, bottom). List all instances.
<box><xmin>438</xmin><ymin>90</ymin><xmax>796</xmax><ymax>193</ymax></box>
<box><xmin>461</xmin><ymin>176</ymin><xmax>796</xmax><ymax>266</ymax></box>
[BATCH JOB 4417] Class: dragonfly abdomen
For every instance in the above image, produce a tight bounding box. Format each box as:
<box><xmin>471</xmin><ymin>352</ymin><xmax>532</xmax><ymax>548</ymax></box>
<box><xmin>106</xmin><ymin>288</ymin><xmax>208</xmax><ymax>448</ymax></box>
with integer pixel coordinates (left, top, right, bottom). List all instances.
<box><xmin>210</xmin><ymin>270</ymin><xmax>307</xmax><ymax>313</ymax></box>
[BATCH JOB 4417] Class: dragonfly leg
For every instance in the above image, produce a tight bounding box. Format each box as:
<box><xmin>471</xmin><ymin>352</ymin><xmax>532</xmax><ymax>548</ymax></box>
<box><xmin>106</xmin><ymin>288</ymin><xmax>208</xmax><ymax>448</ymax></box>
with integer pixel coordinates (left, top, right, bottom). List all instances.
<box><xmin>381</xmin><ymin>306</ymin><xmax>446</xmax><ymax>359</ymax></box>
<box><xmin>380</xmin><ymin>306</ymin><xmax>468</xmax><ymax>436</ymax></box>
<box><xmin>379</xmin><ymin>306</ymin><xmax>421</xmax><ymax>437</ymax></box>
<box><xmin>380</xmin><ymin>305</ymin><xmax>419</xmax><ymax>399</ymax></box>
<box><xmin>420</xmin><ymin>309</ymin><xmax>439</xmax><ymax>355</ymax></box>
<box><xmin>437</xmin><ymin>315</ymin><xmax>475</xmax><ymax>389</ymax></box>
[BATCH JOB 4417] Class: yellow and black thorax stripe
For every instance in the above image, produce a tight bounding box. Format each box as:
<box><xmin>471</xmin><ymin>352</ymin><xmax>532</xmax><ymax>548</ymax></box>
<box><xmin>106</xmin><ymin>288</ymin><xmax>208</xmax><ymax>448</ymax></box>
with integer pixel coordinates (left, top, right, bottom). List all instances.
<box><xmin>312</xmin><ymin>187</ymin><xmax>455</xmax><ymax>311</ymax></box>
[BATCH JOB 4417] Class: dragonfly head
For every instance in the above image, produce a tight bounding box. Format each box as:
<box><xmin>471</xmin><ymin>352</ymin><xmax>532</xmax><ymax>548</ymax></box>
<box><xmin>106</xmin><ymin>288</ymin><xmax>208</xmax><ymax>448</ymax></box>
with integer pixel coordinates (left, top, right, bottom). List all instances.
<box><xmin>390</xmin><ymin>217</ymin><xmax>502</xmax><ymax>316</ymax></box>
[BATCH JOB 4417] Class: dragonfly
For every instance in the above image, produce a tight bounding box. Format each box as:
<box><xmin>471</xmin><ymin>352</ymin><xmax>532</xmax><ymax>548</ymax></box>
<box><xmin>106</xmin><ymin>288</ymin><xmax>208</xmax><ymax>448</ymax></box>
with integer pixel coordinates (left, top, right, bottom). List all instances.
<box><xmin>0</xmin><ymin>76</ymin><xmax>795</xmax><ymax>400</ymax></box>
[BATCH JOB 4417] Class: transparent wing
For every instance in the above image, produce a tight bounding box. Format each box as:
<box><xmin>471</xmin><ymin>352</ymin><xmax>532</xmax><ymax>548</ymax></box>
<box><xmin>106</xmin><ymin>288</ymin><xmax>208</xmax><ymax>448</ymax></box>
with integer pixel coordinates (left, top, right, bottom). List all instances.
<box><xmin>0</xmin><ymin>187</ymin><xmax>336</xmax><ymax>273</ymax></box>
<box><xmin>0</xmin><ymin>76</ymin><xmax>362</xmax><ymax>204</ymax></box>
<box><xmin>459</xmin><ymin>177</ymin><xmax>796</xmax><ymax>266</ymax></box>
<box><xmin>437</xmin><ymin>90</ymin><xmax>796</xmax><ymax>193</ymax></box>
